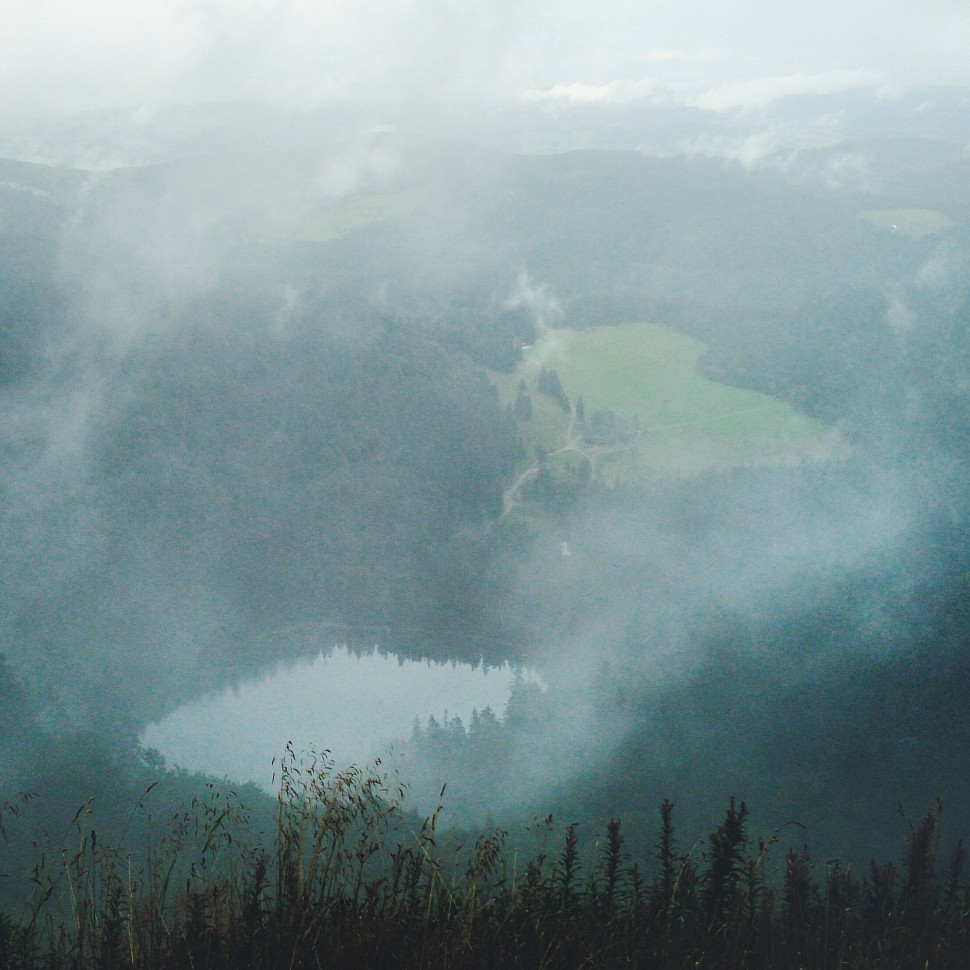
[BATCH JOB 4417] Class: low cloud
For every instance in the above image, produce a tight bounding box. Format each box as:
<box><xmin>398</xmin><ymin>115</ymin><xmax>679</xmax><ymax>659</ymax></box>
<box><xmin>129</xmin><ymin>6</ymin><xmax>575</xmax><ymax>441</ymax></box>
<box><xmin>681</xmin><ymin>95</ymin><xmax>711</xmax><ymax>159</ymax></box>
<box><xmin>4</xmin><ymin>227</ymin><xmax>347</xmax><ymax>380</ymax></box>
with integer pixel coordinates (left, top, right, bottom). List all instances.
<box><xmin>521</xmin><ymin>80</ymin><xmax>655</xmax><ymax>105</ymax></box>
<box><xmin>680</xmin><ymin>128</ymin><xmax>796</xmax><ymax>169</ymax></box>
<box><xmin>506</xmin><ymin>272</ymin><xmax>563</xmax><ymax>333</ymax></box>
<box><xmin>689</xmin><ymin>69</ymin><xmax>885</xmax><ymax>114</ymax></box>
<box><xmin>521</xmin><ymin>68</ymin><xmax>890</xmax><ymax>119</ymax></box>
<box><xmin>676</xmin><ymin>113</ymin><xmax>845</xmax><ymax>169</ymax></box>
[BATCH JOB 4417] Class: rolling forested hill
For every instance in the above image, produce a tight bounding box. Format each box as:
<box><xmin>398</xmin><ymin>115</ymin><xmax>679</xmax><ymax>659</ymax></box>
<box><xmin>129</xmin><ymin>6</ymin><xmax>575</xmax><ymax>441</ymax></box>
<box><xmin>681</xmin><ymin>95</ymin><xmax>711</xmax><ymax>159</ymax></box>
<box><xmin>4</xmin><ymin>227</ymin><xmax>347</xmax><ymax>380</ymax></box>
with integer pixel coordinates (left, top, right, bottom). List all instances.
<box><xmin>0</xmin><ymin>130</ymin><xmax>968</xmax><ymax>875</ymax></box>
<box><xmin>0</xmin><ymin>157</ymin><xmax>524</xmax><ymax>727</ymax></box>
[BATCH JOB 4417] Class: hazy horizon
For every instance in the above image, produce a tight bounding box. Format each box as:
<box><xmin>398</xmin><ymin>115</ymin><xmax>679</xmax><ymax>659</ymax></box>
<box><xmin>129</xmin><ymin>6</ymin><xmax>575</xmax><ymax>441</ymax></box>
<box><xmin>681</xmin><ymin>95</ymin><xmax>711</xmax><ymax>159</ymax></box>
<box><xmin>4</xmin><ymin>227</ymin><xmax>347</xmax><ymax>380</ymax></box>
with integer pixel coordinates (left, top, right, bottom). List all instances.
<box><xmin>4</xmin><ymin>1</ymin><xmax>970</xmax><ymax>122</ymax></box>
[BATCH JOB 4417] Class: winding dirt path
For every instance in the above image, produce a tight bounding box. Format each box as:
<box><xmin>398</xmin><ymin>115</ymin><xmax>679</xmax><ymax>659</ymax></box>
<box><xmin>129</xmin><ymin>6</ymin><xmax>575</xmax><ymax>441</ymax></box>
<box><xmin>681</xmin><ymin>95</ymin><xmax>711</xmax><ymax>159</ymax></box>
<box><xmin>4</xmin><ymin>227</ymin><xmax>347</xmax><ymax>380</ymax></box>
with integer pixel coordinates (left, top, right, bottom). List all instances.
<box><xmin>501</xmin><ymin>465</ymin><xmax>540</xmax><ymax>517</ymax></box>
<box><xmin>500</xmin><ymin>403</ymin><xmax>616</xmax><ymax>518</ymax></box>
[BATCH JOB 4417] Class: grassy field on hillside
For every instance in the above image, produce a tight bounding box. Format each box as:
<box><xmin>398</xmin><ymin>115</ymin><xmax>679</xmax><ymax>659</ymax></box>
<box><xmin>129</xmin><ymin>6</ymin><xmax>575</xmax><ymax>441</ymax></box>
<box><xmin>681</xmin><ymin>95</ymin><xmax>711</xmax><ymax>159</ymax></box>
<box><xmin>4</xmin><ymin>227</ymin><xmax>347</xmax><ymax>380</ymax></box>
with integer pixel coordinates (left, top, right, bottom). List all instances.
<box><xmin>493</xmin><ymin>323</ymin><xmax>847</xmax><ymax>480</ymax></box>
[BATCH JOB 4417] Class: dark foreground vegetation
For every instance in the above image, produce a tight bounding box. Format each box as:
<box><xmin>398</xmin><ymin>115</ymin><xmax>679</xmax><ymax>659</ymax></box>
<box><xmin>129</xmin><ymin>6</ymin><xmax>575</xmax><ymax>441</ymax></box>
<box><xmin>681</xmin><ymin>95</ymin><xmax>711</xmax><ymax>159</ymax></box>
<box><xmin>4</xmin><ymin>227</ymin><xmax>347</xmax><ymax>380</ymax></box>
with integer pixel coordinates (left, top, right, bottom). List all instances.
<box><xmin>2</xmin><ymin>755</ymin><xmax>968</xmax><ymax>969</ymax></box>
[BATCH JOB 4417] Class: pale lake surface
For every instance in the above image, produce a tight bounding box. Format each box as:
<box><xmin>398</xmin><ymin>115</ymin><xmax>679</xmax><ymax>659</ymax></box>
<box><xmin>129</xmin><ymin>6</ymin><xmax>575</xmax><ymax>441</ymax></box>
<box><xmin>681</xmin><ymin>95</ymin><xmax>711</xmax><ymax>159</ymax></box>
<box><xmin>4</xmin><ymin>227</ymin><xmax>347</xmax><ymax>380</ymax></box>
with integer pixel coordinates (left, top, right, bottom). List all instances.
<box><xmin>140</xmin><ymin>646</ymin><xmax>524</xmax><ymax>791</ymax></box>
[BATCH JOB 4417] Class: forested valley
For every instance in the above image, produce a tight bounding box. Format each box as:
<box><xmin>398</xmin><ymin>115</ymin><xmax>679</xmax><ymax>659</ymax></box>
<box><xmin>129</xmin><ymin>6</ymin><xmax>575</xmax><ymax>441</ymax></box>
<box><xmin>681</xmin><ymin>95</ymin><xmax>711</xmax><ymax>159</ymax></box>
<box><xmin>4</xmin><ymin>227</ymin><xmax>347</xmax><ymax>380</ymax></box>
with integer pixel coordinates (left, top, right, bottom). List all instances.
<box><xmin>1</xmin><ymin>105</ymin><xmax>969</xmax><ymax>966</ymax></box>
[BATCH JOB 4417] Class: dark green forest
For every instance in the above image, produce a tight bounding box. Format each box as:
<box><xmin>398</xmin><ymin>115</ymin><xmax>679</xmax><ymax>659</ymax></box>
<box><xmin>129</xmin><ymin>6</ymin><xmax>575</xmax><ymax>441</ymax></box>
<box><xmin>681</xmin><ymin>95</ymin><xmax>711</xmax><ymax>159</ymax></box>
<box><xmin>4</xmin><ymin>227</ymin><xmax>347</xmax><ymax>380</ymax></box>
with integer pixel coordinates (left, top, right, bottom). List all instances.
<box><xmin>1</xmin><ymin>126</ymin><xmax>969</xmax><ymax>965</ymax></box>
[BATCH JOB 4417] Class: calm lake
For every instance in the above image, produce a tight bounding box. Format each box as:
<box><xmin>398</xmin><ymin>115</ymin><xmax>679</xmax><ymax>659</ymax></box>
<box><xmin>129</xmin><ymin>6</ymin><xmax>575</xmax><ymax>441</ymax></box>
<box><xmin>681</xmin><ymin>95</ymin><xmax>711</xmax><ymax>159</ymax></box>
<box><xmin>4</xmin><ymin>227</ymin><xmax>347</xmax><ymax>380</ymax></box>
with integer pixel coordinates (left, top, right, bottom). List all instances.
<box><xmin>140</xmin><ymin>646</ymin><xmax>525</xmax><ymax>791</ymax></box>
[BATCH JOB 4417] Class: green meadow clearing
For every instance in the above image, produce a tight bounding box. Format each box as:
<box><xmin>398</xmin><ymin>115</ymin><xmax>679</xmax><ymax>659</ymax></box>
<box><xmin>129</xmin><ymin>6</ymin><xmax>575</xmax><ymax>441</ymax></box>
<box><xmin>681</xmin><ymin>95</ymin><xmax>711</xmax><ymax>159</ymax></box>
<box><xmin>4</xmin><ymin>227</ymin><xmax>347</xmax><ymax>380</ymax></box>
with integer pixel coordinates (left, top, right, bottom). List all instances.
<box><xmin>493</xmin><ymin>323</ymin><xmax>848</xmax><ymax>480</ymax></box>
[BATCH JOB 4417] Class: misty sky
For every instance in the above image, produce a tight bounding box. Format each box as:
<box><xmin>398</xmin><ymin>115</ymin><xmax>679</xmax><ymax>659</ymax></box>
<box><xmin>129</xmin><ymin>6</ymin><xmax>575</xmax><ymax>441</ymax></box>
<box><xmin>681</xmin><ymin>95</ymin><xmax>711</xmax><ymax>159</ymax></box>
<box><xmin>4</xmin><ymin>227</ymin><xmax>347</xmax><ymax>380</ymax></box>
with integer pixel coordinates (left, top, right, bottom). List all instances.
<box><xmin>4</xmin><ymin>0</ymin><xmax>970</xmax><ymax>121</ymax></box>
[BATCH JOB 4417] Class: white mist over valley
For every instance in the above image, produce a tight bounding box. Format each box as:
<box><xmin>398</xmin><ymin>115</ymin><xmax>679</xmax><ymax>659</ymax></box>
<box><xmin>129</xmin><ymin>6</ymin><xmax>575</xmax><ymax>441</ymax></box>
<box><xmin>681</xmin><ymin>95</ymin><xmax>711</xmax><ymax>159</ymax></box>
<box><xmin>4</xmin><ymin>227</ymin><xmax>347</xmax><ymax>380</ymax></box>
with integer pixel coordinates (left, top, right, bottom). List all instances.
<box><xmin>1</xmin><ymin>5</ymin><xmax>970</xmax><ymax>960</ymax></box>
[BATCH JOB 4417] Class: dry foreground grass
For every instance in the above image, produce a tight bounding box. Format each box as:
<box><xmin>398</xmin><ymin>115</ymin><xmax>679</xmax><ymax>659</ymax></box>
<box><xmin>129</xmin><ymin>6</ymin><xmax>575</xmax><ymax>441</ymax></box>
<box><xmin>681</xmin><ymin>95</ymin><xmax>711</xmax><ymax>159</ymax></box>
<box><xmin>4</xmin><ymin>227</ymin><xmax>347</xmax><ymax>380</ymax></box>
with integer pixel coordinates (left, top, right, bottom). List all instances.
<box><xmin>2</xmin><ymin>753</ymin><xmax>969</xmax><ymax>969</ymax></box>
